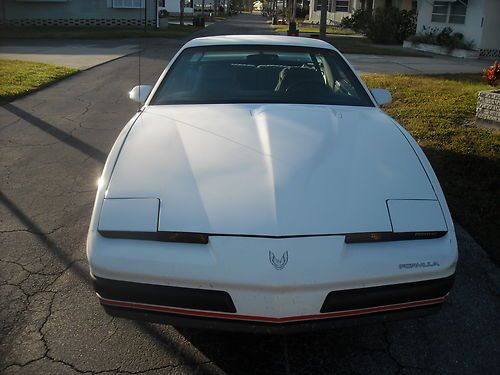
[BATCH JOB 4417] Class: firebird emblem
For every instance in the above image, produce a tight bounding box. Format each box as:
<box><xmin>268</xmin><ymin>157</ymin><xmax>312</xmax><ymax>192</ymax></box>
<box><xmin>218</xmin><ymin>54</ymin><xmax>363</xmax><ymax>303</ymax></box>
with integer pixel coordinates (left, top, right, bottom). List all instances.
<box><xmin>269</xmin><ymin>251</ymin><xmax>288</xmax><ymax>270</ymax></box>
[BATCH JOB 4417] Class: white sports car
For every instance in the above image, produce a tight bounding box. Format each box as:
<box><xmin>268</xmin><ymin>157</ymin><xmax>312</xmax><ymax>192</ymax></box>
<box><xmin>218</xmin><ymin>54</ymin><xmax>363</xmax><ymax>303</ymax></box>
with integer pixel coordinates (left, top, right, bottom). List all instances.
<box><xmin>87</xmin><ymin>35</ymin><xmax>457</xmax><ymax>333</ymax></box>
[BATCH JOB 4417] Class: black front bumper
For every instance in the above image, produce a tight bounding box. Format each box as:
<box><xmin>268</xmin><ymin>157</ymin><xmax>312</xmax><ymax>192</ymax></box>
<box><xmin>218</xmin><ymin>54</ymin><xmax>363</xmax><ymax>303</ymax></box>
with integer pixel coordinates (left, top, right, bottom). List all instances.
<box><xmin>93</xmin><ymin>274</ymin><xmax>455</xmax><ymax>334</ymax></box>
<box><xmin>102</xmin><ymin>303</ymin><xmax>443</xmax><ymax>334</ymax></box>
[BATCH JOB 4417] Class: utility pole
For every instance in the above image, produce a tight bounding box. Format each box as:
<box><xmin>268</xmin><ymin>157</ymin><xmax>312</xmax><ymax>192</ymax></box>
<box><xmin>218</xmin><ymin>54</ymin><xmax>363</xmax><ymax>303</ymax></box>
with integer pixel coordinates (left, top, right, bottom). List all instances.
<box><xmin>144</xmin><ymin>0</ymin><xmax>147</xmax><ymax>31</ymax></box>
<box><xmin>287</xmin><ymin>0</ymin><xmax>298</xmax><ymax>35</ymax></box>
<box><xmin>180</xmin><ymin>0</ymin><xmax>185</xmax><ymax>25</ymax></box>
<box><xmin>272</xmin><ymin>0</ymin><xmax>277</xmax><ymax>24</ymax></box>
<box><xmin>319</xmin><ymin>0</ymin><xmax>327</xmax><ymax>40</ymax></box>
<box><xmin>156</xmin><ymin>0</ymin><xmax>159</xmax><ymax>28</ymax></box>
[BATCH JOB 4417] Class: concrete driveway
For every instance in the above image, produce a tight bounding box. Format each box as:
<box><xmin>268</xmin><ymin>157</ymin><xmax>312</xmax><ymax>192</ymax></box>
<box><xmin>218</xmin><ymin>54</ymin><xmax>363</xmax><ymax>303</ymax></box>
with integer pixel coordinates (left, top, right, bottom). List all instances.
<box><xmin>1</xmin><ymin>13</ymin><xmax>499</xmax><ymax>375</ymax></box>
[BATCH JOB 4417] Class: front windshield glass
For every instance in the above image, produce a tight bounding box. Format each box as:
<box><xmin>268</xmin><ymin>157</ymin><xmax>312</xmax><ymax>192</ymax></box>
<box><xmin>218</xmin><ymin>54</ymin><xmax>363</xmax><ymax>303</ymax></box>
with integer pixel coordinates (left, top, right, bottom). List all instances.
<box><xmin>150</xmin><ymin>45</ymin><xmax>374</xmax><ymax>107</ymax></box>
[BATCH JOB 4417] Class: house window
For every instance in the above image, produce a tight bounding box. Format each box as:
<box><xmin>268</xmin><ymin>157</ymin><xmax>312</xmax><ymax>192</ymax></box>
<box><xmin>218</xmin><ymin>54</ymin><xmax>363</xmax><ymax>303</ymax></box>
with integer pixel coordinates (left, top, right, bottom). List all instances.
<box><xmin>431</xmin><ymin>1</ymin><xmax>448</xmax><ymax>22</ymax></box>
<box><xmin>335</xmin><ymin>0</ymin><xmax>349</xmax><ymax>12</ymax></box>
<box><xmin>316</xmin><ymin>0</ymin><xmax>349</xmax><ymax>12</ymax></box>
<box><xmin>431</xmin><ymin>0</ymin><xmax>467</xmax><ymax>24</ymax></box>
<box><xmin>449</xmin><ymin>0</ymin><xmax>468</xmax><ymax>24</ymax></box>
<box><xmin>112</xmin><ymin>0</ymin><xmax>145</xmax><ymax>8</ymax></box>
<box><xmin>315</xmin><ymin>0</ymin><xmax>331</xmax><ymax>12</ymax></box>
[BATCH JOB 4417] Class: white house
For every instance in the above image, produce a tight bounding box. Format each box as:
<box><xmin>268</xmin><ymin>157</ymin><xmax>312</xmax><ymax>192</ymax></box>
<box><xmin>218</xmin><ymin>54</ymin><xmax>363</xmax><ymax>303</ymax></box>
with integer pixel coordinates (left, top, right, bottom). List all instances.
<box><xmin>0</xmin><ymin>0</ymin><xmax>160</xmax><ymax>27</ymax></box>
<box><xmin>308</xmin><ymin>0</ymin><xmax>360</xmax><ymax>24</ymax></box>
<box><xmin>415</xmin><ymin>0</ymin><xmax>500</xmax><ymax>57</ymax></box>
<box><xmin>308</xmin><ymin>0</ymin><xmax>416</xmax><ymax>25</ymax></box>
<box><xmin>158</xmin><ymin>0</ymin><xmax>194</xmax><ymax>14</ymax></box>
<box><xmin>158</xmin><ymin>0</ymin><xmax>220</xmax><ymax>15</ymax></box>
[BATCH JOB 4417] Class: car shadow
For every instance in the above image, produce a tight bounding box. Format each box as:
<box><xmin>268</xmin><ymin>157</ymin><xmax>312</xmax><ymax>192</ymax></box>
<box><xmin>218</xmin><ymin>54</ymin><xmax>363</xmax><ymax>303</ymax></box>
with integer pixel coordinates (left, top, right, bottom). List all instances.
<box><xmin>421</xmin><ymin>144</ymin><xmax>499</xmax><ymax>266</ymax></box>
<box><xmin>175</xmin><ymin>322</ymin><xmax>391</xmax><ymax>375</ymax></box>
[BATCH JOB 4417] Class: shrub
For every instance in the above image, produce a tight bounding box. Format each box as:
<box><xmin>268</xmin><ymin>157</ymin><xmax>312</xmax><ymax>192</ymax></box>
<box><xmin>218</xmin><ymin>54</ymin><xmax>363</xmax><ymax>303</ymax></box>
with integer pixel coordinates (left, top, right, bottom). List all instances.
<box><xmin>340</xmin><ymin>7</ymin><xmax>416</xmax><ymax>44</ymax></box>
<box><xmin>397</xmin><ymin>9</ymin><xmax>417</xmax><ymax>42</ymax></box>
<box><xmin>340</xmin><ymin>9</ymin><xmax>371</xmax><ymax>32</ymax></box>
<box><xmin>295</xmin><ymin>7</ymin><xmax>308</xmax><ymax>19</ymax></box>
<box><xmin>409</xmin><ymin>26</ymin><xmax>475</xmax><ymax>51</ymax></box>
<box><xmin>366</xmin><ymin>7</ymin><xmax>416</xmax><ymax>44</ymax></box>
<box><xmin>483</xmin><ymin>61</ymin><xmax>500</xmax><ymax>86</ymax></box>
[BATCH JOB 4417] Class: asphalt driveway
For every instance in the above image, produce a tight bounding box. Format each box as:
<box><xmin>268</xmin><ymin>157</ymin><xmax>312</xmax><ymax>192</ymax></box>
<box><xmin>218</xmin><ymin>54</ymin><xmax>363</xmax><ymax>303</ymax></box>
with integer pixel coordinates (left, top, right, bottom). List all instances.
<box><xmin>1</xmin><ymin>13</ymin><xmax>499</xmax><ymax>375</ymax></box>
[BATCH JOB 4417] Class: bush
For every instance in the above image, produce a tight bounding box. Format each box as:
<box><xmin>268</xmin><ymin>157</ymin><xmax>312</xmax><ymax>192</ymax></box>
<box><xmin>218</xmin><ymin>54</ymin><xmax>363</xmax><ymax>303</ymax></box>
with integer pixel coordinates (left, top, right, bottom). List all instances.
<box><xmin>366</xmin><ymin>7</ymin><xmax>416</xmax><ymax>44</ymax></box>
<box><xmin>409</xmin><ymin>26</ymin><xmax>475</xmax><ymax>51</ymax></box>
<box><xmin>483</xmin><ymin>61</ymin><xmax>500</xmax><ymax>86</ymax></box>
<box><xmin>340</xmin><ymin>9</ymin><xmax>370</xmax><ymax>32</ymax></box>
<box><xmin>295</xmin><ymin>7</ymin><xmax>308</xmax><ymax>19</ymax></box>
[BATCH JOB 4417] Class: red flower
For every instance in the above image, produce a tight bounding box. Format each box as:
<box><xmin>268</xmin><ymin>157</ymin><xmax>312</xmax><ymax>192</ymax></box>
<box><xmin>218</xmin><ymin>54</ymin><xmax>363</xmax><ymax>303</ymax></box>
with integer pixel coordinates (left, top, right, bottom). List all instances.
<box><xmin>483</xmin><ymin>61</ymin><xmax>500</xmax><ymax>86</ymax></box>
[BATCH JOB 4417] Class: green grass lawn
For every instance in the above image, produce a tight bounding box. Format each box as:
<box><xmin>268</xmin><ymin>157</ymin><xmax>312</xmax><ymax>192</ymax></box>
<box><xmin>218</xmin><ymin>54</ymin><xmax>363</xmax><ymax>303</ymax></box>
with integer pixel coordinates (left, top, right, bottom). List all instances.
<box><xmin>274</xmin><ymin>25</ymin><xmax>356</xmax><ymax>35</ymax></box>
<box><xmin>0</xmin><ymin>24</ymin><xmax>201</xmax><ymax>39</ymax></box>
<box><xmin>0</xmin><ymin>60</ymin><xmax>78</xmax><ymax>103</ymax></box>
<box><xmin>328</xmin><ymin>36</ymin><xmax>430</xmax><ymax>56</ymax></box>
<box><xmin>363</xmin><ymin>74</ymin><xmax>500</xmax><ymax>264</ymax></box>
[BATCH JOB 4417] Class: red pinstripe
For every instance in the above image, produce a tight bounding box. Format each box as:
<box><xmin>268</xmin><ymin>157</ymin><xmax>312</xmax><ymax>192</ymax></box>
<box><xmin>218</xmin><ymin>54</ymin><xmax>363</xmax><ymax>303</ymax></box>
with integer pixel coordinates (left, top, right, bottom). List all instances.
<box><xmin>99</xmin><ymin>295</ymin><xmax>446</xmax><ymax>323</ymax></box>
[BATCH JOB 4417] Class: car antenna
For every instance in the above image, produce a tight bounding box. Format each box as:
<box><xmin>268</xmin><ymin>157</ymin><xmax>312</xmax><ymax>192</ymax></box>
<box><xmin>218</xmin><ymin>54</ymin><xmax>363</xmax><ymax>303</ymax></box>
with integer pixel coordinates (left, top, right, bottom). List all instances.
<box><xmin>134</xmin><ymin>4</ymin><xmax>146</xmax><ymax>112</ymax></box>
<box><xmin>138</xmin><ymin>4</ymin><xmax>145</xmax><ymax>111</ymax></box>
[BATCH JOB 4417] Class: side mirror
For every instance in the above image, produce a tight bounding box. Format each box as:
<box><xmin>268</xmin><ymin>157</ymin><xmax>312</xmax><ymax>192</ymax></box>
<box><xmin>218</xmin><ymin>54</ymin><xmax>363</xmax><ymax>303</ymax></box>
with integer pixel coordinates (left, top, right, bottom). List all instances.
<box><xmin>129</xmin><ymin>85</ymin><xmax>153</xmax><ymax>104</ymax></box>
<box><xmin>370</xmin><ymin>88</ymin><xmax>392</xmax><ymax>106</ymax></box>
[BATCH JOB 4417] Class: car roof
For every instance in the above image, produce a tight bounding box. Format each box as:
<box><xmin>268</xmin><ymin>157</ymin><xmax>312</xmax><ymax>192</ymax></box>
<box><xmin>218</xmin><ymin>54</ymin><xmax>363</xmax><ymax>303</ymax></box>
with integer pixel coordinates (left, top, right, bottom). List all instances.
<box><xmin>183</xmin><ymin>35</ymin><xmax>338</xmax><ymax>52</ymax></box>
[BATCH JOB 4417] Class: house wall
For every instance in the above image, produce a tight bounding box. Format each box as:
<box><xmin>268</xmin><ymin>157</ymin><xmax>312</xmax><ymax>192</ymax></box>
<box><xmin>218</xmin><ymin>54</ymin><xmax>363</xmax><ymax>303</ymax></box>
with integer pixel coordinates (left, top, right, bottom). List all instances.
<box><xmin>1</xmin><ymin>0</ymin><xmax>158</xmax><ymax>27</ymax></box>
<box><xmin>159</xmin><ymin>0</ymin><xmax>194</xmax><ymax>14</ymax></box>
<box><xmin>308</xmin><ymin>0</ymin><xmax>360</xmax><ymax>24</ymax></box>
<box><xmin>390</xmin><ymin>0</ymin><xmax>414</xmax><ymax>11</ymax></box>
<box><xmin>416</xmin><ymin>0</ymin><xmax>485</xmax><ymax>51</ymax></box>
<box><xmin>159</xmin><ymin>0</ymin><xmax>219</xmax><ymax>15</ymax></box>
<box><xmin>480</xmin><ymin>0</ymin><xmax>500</xmax><ymax>55</ymax></box>
<box><xmin>308</xmin><ymin>9</ymin><xmax>351</xmax><ymax>24</ymax></box>
<box><xmin>307</xmin><ymin>0</ymin><xmax>413</xmax><ymax>25</ymax></box>
<box><xmin>373</xmin><ymin>0</ymin><xmax>414</xmax><ymax>10</ymax></box>
<box><xmin>372</xmin><ymin>0</ymin><xmax>411</xmax><ymax>9</ymax></box>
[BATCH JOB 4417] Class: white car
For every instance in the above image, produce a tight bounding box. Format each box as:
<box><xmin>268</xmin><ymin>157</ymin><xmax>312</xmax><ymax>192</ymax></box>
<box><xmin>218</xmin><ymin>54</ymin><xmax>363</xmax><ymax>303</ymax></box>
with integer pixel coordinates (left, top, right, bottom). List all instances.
<box><xmin>87</xmin><ymin>35</ymin><xmax>457</xmax><ymax>333</ymax></box>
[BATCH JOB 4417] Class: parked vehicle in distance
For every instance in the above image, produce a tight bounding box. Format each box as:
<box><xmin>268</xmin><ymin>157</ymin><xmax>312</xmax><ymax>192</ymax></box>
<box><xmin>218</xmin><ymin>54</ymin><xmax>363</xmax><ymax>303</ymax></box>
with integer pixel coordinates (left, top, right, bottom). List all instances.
<box><xmin>87</xmin><ymin>35</ymin><xmax>457</xmax><ymax>333</ymax></box>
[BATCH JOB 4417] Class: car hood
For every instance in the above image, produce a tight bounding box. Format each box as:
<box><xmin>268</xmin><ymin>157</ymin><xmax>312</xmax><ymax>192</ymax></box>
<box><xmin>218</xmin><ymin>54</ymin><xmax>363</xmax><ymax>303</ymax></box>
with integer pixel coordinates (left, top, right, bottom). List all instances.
<box><xmin>105</xmin><ymin>104</ymin><xmax>437</xmax><ymax>236</ymax></box>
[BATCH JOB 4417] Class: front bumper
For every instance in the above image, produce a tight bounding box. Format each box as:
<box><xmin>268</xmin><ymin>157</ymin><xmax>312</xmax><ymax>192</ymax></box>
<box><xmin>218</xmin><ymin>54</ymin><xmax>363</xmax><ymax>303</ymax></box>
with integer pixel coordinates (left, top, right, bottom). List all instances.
<box><xmin>102</xmin><ymin>303</ymin><xmax>442</xmax><ymax>334</ymax></box>
<box><xmin>93</xmin><ymin>274</ymin><xmax>454</xmax><ymax>334</ymax></box>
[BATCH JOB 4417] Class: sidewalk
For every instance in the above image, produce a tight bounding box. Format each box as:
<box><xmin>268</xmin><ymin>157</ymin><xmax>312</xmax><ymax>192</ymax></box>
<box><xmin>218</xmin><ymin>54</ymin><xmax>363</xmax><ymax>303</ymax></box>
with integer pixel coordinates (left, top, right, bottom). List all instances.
<box><xmin>0</xmin><ymin>41</ymin><xmax>140</xmax><ymax>70</ymax></box>
<box><xmin>274</xmin><ymin>29</ymin><xmax>492</xmax><ymax>74</ymax></box>
<box><xmin>0</xmin><ymin>17</ymin><xmax>228</xmax><ymax>70</ymax></box>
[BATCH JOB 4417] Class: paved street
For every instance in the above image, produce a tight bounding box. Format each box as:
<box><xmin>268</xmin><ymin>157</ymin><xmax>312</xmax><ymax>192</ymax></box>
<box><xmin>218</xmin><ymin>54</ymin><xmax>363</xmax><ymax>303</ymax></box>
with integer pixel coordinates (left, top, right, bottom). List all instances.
<box><xmin>1</xmin><ymin>13</ymin><xmax>499</xmax><ymax>375</ymax></box>
<box><xmin>0</xmin><ymin>14</ymin><xmax>490</xmax><ymax>74</ymax></box>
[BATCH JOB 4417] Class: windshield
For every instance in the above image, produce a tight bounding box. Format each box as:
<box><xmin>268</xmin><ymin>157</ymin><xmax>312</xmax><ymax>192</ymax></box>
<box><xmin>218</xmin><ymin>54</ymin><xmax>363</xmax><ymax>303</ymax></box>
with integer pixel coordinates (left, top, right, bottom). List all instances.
<box><xmin>150</xmin><ymin>45</ymin><xmax>374</xmax><ymax>107</ymax></box>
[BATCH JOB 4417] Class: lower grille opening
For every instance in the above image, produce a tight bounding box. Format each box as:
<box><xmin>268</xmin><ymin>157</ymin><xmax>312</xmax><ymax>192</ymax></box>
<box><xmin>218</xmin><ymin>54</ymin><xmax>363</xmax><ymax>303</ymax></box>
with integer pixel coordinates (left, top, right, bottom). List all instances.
<box><xmin>321</xmin><ymin>275</ymin><xmax>454</xmax><ymax>313</ymax></box>
<box><xmin>92</xmin><ymin>275</ymin><xmax>236</xmax><ymax>313</ymax></box>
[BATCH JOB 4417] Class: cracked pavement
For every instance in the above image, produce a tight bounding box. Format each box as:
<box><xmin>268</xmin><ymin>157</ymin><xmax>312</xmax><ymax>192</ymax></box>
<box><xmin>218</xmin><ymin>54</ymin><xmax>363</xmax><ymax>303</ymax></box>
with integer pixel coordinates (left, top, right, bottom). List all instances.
<box><xmin>1</xmin><ymin>14</ymin><xmax>499</xmax><ymax>375</ymax></box>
